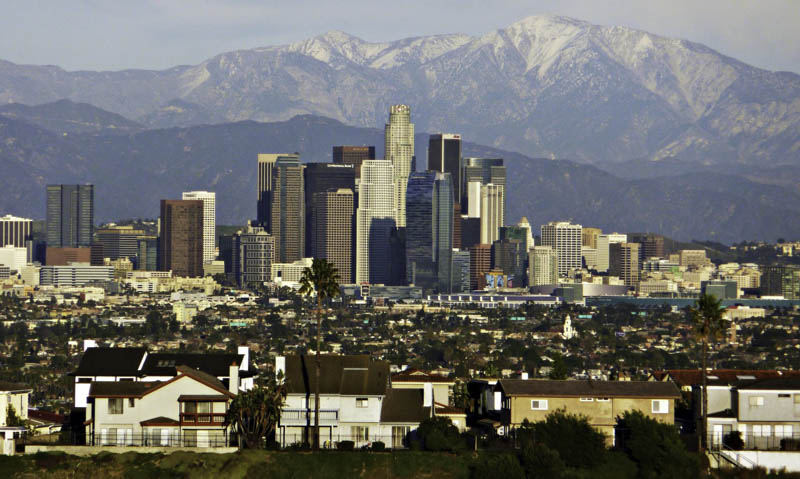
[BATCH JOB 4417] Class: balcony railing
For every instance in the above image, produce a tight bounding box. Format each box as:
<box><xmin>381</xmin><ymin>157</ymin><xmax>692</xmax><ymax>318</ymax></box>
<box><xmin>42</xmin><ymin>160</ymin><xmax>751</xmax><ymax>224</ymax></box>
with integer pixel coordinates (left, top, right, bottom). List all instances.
<box><xmin>180</xmin><ymin>413</ymin><xmax>227</xmax><ymax>425</ymax></box>
<box><xmin>280</xmin><ymin>409</ymin><xmax>339</xmax><ymax>423</ymax></box>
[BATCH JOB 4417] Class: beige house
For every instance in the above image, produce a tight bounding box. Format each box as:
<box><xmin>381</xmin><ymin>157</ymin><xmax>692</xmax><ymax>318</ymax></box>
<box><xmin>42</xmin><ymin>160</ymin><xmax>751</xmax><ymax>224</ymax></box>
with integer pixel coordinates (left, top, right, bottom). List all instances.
<box><xmin>0</xmin><ymin>381</ymin><xmax>31</xmax><ymax>426</ymax></box>
<box><xmin>495</xmin><ymin>379</ymin><xmax>680</xmax><ymax>441</ymax></box>
<box><xmin>86</xmin><ymin>365</ymin><xmax>235</xmax><ymax>447</ymax></box>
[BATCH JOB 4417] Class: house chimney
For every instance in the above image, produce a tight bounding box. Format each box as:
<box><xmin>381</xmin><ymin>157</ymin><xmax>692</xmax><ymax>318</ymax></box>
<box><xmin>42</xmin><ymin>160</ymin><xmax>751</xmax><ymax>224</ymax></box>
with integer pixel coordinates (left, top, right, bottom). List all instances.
<box><xmin>237</xmin><ymin>345</ymin><xmax>250</xmax><ymax>371</ymax></box>
<box><xmin>423</xmin><ymin>383</ymin><xmax>433</xmax><ymax>408</ymax></box>
<box><xmin>229</xmin><ymin>362</ymin><xmax>239</xmax><ymax>395</ymax></box>
<box><xmin>275</xmin><ymin>356</ymin><xmax>286</xmax><ymax>382</ymax></box>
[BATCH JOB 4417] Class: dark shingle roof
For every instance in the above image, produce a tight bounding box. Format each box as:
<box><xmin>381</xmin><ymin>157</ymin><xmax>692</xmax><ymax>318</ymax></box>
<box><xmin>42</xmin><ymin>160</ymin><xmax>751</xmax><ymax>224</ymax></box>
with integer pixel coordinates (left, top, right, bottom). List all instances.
<box><xmin>140</xmin><ymin>416</ymin><xmax>179</xmax><ymax>426</ymax></box>
<box><xmin>737</xmin><ymin>377</ymin><xmax>800</xmax><ymax>390</ymax></box>
<box><xmin>89</xmin><ymin>381</ymin><xmax>159</xmax><ymax>398</ymax></box>
<box><xmin>497</xmin><ymin>380</ymin><xmax>680</xmax><ymax>398</ymax></box>
<box><xmin>175</xmin><ymin>365</ymin><xmax>232</xmax><ymax>396</ymax></box>
<box><xmin>652</xmin><ymin>369</ymin><xmax>800</xmax><ymax>387</ymax></box>
<box><xmin>72</xmin><ymin>348</ymin><xmax>147</xmax><ymax>376</ymax></box>
<box><xmin>380</xmin><ymin>389</ymin><xmax>431</xmax><ymax>423</ymax></box>
<box><xmin>0</xmin><ymin>381</ymin><xmax>31</xmax><ymax>392</ymax></box>
<box><xmin>142</xmin><ymin>353</ymin><xmax>243</xmax><ymax>377</ymax></box>
<box><xmin>283</xmin><ymin>355</ymin><xmax>389</xmax><ymax>396</ymax></box>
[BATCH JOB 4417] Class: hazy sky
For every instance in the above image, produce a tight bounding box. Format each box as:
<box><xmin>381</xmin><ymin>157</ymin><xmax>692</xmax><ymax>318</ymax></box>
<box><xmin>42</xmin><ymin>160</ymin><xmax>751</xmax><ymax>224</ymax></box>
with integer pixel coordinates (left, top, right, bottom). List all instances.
<box><xmin>2</xmin><ymin>0</ymin><xmax>798</xmax><ymax>73</ymax></box>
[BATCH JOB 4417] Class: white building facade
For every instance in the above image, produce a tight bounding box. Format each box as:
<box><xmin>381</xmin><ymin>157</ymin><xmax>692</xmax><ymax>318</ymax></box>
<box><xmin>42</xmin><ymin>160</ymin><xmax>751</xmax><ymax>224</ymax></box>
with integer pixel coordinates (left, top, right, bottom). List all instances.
<box><xmin>384</xmin><ymin>105</ymin><xmax>413</xmax><ymax>228</ymax></box>
<box><xmin>182</xmin><ymin>191</ymin><xmax>216</xmax><ymax>264</ymax></box>
<box><xmin>355</xmin><ymin>160</ymin><xmax>396</xmax><ymax>284</ymax></box>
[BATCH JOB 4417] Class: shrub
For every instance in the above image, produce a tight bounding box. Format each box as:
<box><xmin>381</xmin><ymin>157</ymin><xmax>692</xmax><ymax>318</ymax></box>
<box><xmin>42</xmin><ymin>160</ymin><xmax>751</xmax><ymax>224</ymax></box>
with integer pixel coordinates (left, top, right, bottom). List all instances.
<box><xmin>371</xmin><ymin>441</ymin><xmax>386</xmax><ymax>452</ymax></box>
<box><xmin>520</xmin><ymin>442</ymin><xmax>564</xmax><ymax>478</ymax></box>
<box><xmin>470</xmin><ymin>453</ymin><xmax>525</xmax><ymax>479</ymax></box>
<box><xmin>417</xmin><ymin>416</ymin><xmax>464</xmax><ymax>452</ymax></box>
<box><xmin>724</xmin><ymin>431</ymin><xmax>745</xmax><ymax>450</ymax></box>
<box><xmin>337</xmin><ymin>440</ymin><xmax>355</xmax><ymax>451</ymax></box>
<box><xmin>529</xmin><ymin>410</ymin><xmax>607</xmax><ymax>469</ymax></box>
<box><xmin>616</xmin><ymin>410</ymin><xmax>700</xmax><ymax>479</ymax></box>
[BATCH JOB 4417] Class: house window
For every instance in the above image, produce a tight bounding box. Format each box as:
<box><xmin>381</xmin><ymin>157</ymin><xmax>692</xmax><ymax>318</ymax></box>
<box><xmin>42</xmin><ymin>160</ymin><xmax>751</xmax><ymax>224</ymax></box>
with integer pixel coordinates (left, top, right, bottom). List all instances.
<box><xmin>749</xmin><ymin>396</ymin><xmax>765</xmax><ymax>407</ymax></box>
<box><xmin>597</xmin><ymin>398</ymin><xmax>610</xmax><ymax>402</ymax></box>
<box><xmin>779</xmin><ymin>394</ymin><xmax>791</xmax><ymax>398</ymax></box>
<box><xmin>392</xmin><ymin>426</ymin><xmax>410</xmax><ymax>449</ymax></box>
<box><xmin>356</xmin><ymin>398</ymin><xmax>369</xmax><ymax>408</ymax></box>
<box><xmin>775</xmin><ymin>425</ymin><xmax>793</xmax><ymax>438</ymax></box>
<box><xmin>184</xmin><ymin>430</ymin><xmax>197</xmax><ymax>447</ymax></box>
<box><xmin>651</xmin><ymin>400</ymin><xmax>668</xmax><ymax>413</ymax></box>
<box><xmin>351</xmin><ymin>426</ymin><xmax>369</xmax><ymax>442</ymax></box>
<box><xmin>531</xmin><ymin>400</ymin><xmax>548</xmax><ymax>410</ymax></box>
<box><xmin>128</xmin><ymin>398</ymin><xmax>135</xmax><ymax>408</ymax></box>
<box><xmin>580</xmin><ymin>398</ymin><xmax>594</xmax><ymax>402</ymax></box>
<box><xmin>108</xmin><ymin>398</ymin><xmax>124</xmax><ymax>414</ymax></box>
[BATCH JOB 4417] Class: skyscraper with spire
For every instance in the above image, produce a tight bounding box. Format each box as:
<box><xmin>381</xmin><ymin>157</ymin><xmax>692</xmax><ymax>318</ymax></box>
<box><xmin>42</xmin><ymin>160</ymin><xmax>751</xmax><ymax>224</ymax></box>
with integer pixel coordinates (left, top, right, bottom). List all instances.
<box><xmin>384</xmin><ymin>104</ymin><xmax>414</xmax><ymax>227</ymax></box>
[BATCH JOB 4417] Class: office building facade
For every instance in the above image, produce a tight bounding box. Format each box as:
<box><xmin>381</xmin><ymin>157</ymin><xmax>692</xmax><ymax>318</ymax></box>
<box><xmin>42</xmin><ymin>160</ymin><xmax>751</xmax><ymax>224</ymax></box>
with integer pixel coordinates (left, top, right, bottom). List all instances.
<box><xmin>40</xmin><ymin>264</ymin><xmax>114</xmax><ymax>287</ymax></box>
<box><xmin>46</xmin><ymin>184</ymin><xmax>94</xmax><ymax>248</ymax></box>
<box><xmin>182</xmin><ymin>191</ymin><xmax>216</xmax><ymax>264</ymax></box>
<box><xmin>356</xmin><ymin>160</ymin><xmax>396</xmax><ymax>284</ymax></box>
<box><xmin>452</xmin><ymin>249</ymin><xmax>471</xmax><ymax>293</ymax></box>
<box><xmin>629</xmin><ymin>233</ymin><xmax>665</xmax><ymax>261</ymax></box>
<box><xmin>610</xmin><ymin>242</ymin><xmax>641</xmax><ymax>288</ymax></box>
<box><xmin>159</xmin><ymin>200</ymin><xmax>204</xmax><ymax>278</ymax></box>
<box><xmin>596</xmin><ymin>233</ymin><xmax>628</xmax><ymax>273</ymax></box>
<box><xmin>270</xmin><ymin>156</ymin><xmax>304</xmax><ymax>263</ymax></box>
<box><xmin>0</xmin><ymin>215</ymin><xmax>32</xmax><ymax>248</ymax></box>
<box><xmin>541</xmin><ymin>221</ymin><xmax>582</xmax><ymax>277</ymax></box>
<box><xmin>405</xmin><ymin>171</ymin><xmax>453</xmax><ymax>293</ymax></box>
<box><xmin>461</xmin><ymin>157</ymin><xmax>505</xmax><ymax>215</ymax></box>
<box><xmin>428</xmin><ymin>134</ymin><xmax>462</xmax><ymax>202</ymax></box>
<box><xmin>385</xmin><ymin>105</ymin><xmax>414</xmax><ymax>227</ymax></box>
<box><xmin>257</xmin><ymin>153</ymin><xmax>300</xmax><ymax>228</ymax></box>
<box><xmin>94</xmin><ymin>226</ymin><xmax>144</xmax><ymax>261</ymax></box>
<box><xmin>313</xmin><ymin>189</ymin><xmax>354</xmax><ymax>284</ymax></box>
<box><xmin>303</xmin><ymin>163</ymin><xmax>355</xmax><ymax>258</ymax></box>
<box><xmin>136</xmin><ymin>236</ymin><xmax>158</xmax><ymax>271</ymax></box>
<box><xmin>582</xmin><ymin>227</ymin><xmax>603</xmax><ymax>249</ymax></box>
<box><xmin>469</xmin><ymin>244</ymin><xmax>492</xmax><ymax>291</ymax></box>
<box><xmin>332</xmin><ymin>146</ymin><xmax>375</xmax><ymax>179</ymax></box>
<box><xmin>480</xmin><ymin>184</ymin><xmax>505</xmax><ymax>245</ymax></box>
<box><xmin>232</xmin><ymin>225</ymin><xmax>274</xmax><ymax>289</ymax></box>
<box><xmin>529</xmin><ymin>245</ymin><xmax>559</xmax><ymax>286</ymax></box>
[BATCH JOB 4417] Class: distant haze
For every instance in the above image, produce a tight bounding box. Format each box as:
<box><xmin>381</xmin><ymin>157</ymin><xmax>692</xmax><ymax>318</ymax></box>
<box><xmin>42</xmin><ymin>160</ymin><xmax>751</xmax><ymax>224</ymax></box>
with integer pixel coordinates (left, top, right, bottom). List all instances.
<box><xmin>1</xmin><ymin>0</ymin><xmax>798</xmax><ymax>73</ymax></box>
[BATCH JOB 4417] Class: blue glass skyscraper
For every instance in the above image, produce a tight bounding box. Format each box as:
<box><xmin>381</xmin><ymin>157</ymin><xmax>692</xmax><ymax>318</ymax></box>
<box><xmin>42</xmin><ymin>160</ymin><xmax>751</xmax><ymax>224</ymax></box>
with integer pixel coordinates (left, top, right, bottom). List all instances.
<box><xmin>405</xmin><ymin>171</ymin><xmax>453</xmax><ymax>293</ymax></box>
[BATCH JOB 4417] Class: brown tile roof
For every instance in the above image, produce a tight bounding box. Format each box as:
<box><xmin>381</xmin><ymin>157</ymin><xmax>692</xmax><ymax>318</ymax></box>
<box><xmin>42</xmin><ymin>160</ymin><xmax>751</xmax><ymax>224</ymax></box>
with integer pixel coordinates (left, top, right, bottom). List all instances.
<box><xmin>27</xmin><ymin>409</ymin><xmax>65</xmax><ymax>424</ymax></box>
<box><xmin>392</xmin><ymin>369</ymin><xmax>454</xmax><ymax>384</ymax></box>
<box><xmin>283</xmin><ymin>355</ymin><xmax>389</xmax><ymax>396</ymax></box>
<box><xmin>652</xmin><ymin>369</ymin><xmax>800</xmax><ymax>387</ymax></box>
<box><xmin>140</xmin><ymin>416</ymin><xmax>179</xmax><ymax>426</ymax></box>
<box><xmin>497</xmin><ymin>379</ymin><xmax>680</xmax><ymax>399</ymax></box>
<box><xmin>380</xmin><ymin>389</ymin><xmax>432</xmax><ymax>423</ymax></box>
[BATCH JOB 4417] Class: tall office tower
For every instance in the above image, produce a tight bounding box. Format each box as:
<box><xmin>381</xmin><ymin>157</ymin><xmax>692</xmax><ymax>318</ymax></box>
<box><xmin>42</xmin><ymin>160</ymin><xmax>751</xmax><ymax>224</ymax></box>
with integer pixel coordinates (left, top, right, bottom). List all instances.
<box><xmin>356</xmin><ymin>160</ymin><xmax>397</xmax><ymax>284</ymax></box>
<box><xmin>453</xmin><ymin>204</ymin><xmax>462</xmax><ymax>249</ymax></box>
<box><xmin>1</xmin><ymin>215</ymin><xmax>32</xmax><ymax>248</ymax></box>
<box><xmin>428</xmin><ymin>134</ymin><xmax>462</xmax><ymax>201</ymax></box>
<box><xmin>332</xmin><ymin>146</ymin><xmax>375</xmax><ymax>179</ymax></box>
<box><xmin>257</xmin><ymin>153</ymin><xmax>299</xmax><ymax>228</ymax></box>
<box><xmin>610</xmin><ymin>242</ymin><xmax>641</xmax><ymax>288</ymax></box>
<box><xmin>596</xmin><ymin>233</ymin><xmax>628</xmax><ymax>273</ymax></box>
<box><xmin>469</xmin><ymin>244</ymin><xmax>492</xmax><ymax>291</ymax></box>
<box><xmin>384</xmin><ymin>104</ymin><xmax>414</xmax><ymax>227</ymax></box>
<box><xmin>582</xmin><ymin>227</ymin><xmax>603</xmax><ymax>249</ymax></box>
<box><xmin>761</xmin><ymin>265</ymin><xmax>800</xmax><ymax>299</ymax></box>
<box><xmin>451</xmin><ymin>249</ymin><xmax>471</xmax><ymax>293</ymax></box>
<box><xmin>270</xmin><ymin>156</ymin><xmax>304</xmax><ymax>263</ymax></box>
<box><xmin>500</xmin><ymin>224</ymin><xmax>533</xmax><ymax>251</ymax></box>
<box><xmin>479</xmin><ymin>184</ymin><xmax>504</xmax><ymax>245</ymax></box>
<box><xmin>461</xmin><ymin>157</ymin><xmax>505</xmax><ymax>214</ymax></box>
<box><xmin>303</xmin><ymin>163</ymin><xmax>356</xmax><ymax>257</ymax></box>
<box><xmin>313</xmin><ymin>189</ymin><xmax>354</xmax><ymax>284</ymax></box>
<box><xmin>231</xmin><ymin>224</ymin><xmax>274</xmax><ymax>289</ymax></box>
<box><xmin>406</xmin><ymin>171</ymin><xmax>453</xmax><ymax>293</ymax></box>
<box><xmin>529</xmin><ymin>245</ymin><xmax>559</xmax><ymax>286</ymax></box>
<box><xmin>94</xmin><ymin>226</ymin><xmax>144</xmax><ymax>261</ymax></box>
<box><xmin>540</xmin><ymin>221</ymin><xmax>582</xmax><ymax>277</ymax></box>
<box><xmin>461</xmin><ymin>217</ymin><xmax>481</xmax><ymax>249</ymax></box>
<box><xmin>492</xmin><ymin>238</ymin><xmax>527</xmax><ymax>287</ymax></box>
<box><xmin>158</xmin><ymin>200</ymin><xmax>204</xmax><ymax>277</ymax></box>
<box><xmin>517</xmin><ymin>217</ymin><xmax>534</xmax><ymax>250</ymax></box>
<box><xmin>582</xmin><ymin>247</ymin><xmax>598</xmax><ymax>270</ymax></box>
<box><xmin>465</xmin><ymin>181</ymin><xmax>482</xmax><ymax>218</ymax></box>
<box><xmin>46</xmin><ymin>184</ymin><xmax>94</xmax><ymax>248</ymax></box>
<box><xmin>629</xmin><ymin>233</ymin><xmax>665</xmax><ymax>261</ymax></box>
<box><xmin>136</xmin><ymin>236</ymin><xmax>158</xmax><ymax>271</ymax></box>
<box><xmin>182</xmin><ymin>191</ymin><xmax>216</xmax><ymax>264</ymax></box>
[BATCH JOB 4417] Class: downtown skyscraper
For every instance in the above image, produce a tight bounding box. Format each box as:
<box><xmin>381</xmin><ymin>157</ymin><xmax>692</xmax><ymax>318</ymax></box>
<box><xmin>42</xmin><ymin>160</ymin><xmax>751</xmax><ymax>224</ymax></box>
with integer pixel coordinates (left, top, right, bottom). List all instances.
<box><xmin>46</xmin><ymin>184</ymin><xmax>94</xmax><ymax>248</ymax></box>
<box><xmin>270</xmin><ymin>156</ymin><xmax>304</xmax><ymax>263</ymax></box>
<box><xmin>257</xmin><ymin>153</ymin><xmax>299</xmax><ymax>228</ymax></box>
<box><xmin>384</xmin><ymin>105</ymin><xmax>414</xmax><ymax>228</ymax></box>
<box><xmin>158</xmin><ymin>199</ymin><xmax>204</xmax><ymax>277</ymax></box>
<box><xmin>182</xmin><ymin>191</ymin><xmax>216</xmax><ymax>264</ymax></box>
<box><xmin>355</xmin><ymin>160</ymin><xmax>396</xmax><ymax>284</ymax></box>
<box><xmin>541</xmin><ymin>221</ymin><xmax>582</xmax><ymax>277</ymax></box>
<box><xmin>428</xmin><ymin>134</ymin><xmax>462</xmax><ymax>202</ymax></box>
<box><xmin>406</xmin><ymin>171</ymin><xmax>453</xmax><ymax>293</ymax></box>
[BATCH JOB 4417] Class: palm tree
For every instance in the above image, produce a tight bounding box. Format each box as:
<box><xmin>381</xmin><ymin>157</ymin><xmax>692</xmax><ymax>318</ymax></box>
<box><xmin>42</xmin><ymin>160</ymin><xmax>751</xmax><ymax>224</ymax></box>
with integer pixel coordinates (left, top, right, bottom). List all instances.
<box><xmin>688</xmin><ymin>293</ymin><xmax>726</xmax><ymax>450</ymax></box>
<box><xmin>298</xmin><ymin>258</ymin><xmax>340</xmax><ymax>449</ymax></box>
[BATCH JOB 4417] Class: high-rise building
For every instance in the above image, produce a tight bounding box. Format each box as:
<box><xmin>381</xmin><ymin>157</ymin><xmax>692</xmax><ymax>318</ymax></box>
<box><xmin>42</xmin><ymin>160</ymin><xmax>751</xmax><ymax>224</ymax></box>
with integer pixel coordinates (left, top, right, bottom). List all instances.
<box><xmin>428</xmin><ymin>134</ymin><xmax>462</xmax><ymax>202</ymax></box>
<box><xmin>452</xmin><ymin>249</ymin><xmax>471</xmax><ymax>293</ymax></box>
<box><xmin>182</xmin><ymin>191</ymin><xmax>216</xmax><ymax>264</ymax></box>
<box><xmin>610</xmin><ymin>242</ymin><xmax>641</xmax><ymax>288</ymax></box>
<box><xmin>761</xmin><ymin>265</ymin><xmax>800</xmax><ymax>299</ymax></box>
<box><xmin>136</xmin><ymin>236</ymin><xmax>158</xmax><ymax>271</ymax></box>
<box><xmin>596</xmin><ymin>233</ymin><xmax>628</xmax><ymax>273</ymax></box>
<box><xmin>332</xmin><ymin>146</ymin><xmax>375</xmax><ymax>179</ymax></box>
<box><xmin>629</xmin><ymin>233</ymin><xmax>665</xmax><ymax>261</ymax></box>
<box><xmin>257</xmin><ymin>153</ymin><xmax>299</xmax><ymax>228</ymax></box>
<box><xmin>40</xmin><ymin>264</ymin><xmax>114</xmax><ymax>287</ymax></box>
<box><xmin>94</xmin><ymin>226</ymin><xmax>145</xmax><ymax>261</ymax></box>
<box><xmin>582</xmin><ymin>227</ymin><xmax>603</xmax><ymax>249</ymax></box>
<box><xmin>385</xmin><ymin>105</ymin><xmax>414</xmax><ymax>227</ymax></box>
<box><xmin>492</xmin><ymin>238</ymin><xmax>527</xmax><ymax>287</ymax></box>
<box><xmin>46</xmin><ymin>184</ymin><xmax>94</xmax><ymax>248</ymax></box>
<box><xmin>406</xmin><ymin>171</ymin><xmax>453</xmax><ymax>293</ymax></box>
<box><xmin>0</xmin><ymin>215</ymin><xmax>32</xmax><ymax>248</ymax></box>
<box><xmin>45</xmin><ymin>247</ymin><xmax>91</xmax><ymax>266</ymax></box>
<box><xmin>461</xmin><ymin>158</ymin><xmax>505</xmax><ymax>214</ymax></box>
<box><xmin>159</xmin><ymin>200</ymin><xmax>204</xmax><ymax>277</ymax></box>
<box><xmin>461</xmin><ymin>217</ymin><xmax>481</xmax><ymax>249</ymax></box>
<box><xmin>0</xmin><ymin>246</ymin><xmax>27</xmax><ymax>273</ymax></box>
<box><xmin>313</xmin><ymin>189</ymin><xmax>354</xmax><ymax>284</ymax></box>
<box><xmin>541</xmin><ymin>221</ymin><xmax>582</xmax><ymax>277</ymax></box>
<box><xmin>479</xmin><ymin>184</ymin><xmax>504</xmax><ymax>245</ymax></box>
<box><xmin>270</xmin><ymin>156</ymin><xmax>304</xmax><ymax>263</ymax></box>
<box><xmin>356</xmin><ymin>160</ymin><xmax>396</xmax><ymax>284</ymax></box>
<box><xmin>231</xmin><ymin>224</ymin><xmax>274</xmax><ymax>289</ymax></box>
<box><xmin>469</xmin><ymin>244</ymin><xmax>492</xmax><ymax>291</ymax></box>
<box><xmin>529</xmin><ymin>245</ymin><xmax>559</xmax><ymax>286</ymax></box>
<box><xmin>304</xmin><ymin>163</ymin><xmax>356</xmax><ymax>257</ymax></box>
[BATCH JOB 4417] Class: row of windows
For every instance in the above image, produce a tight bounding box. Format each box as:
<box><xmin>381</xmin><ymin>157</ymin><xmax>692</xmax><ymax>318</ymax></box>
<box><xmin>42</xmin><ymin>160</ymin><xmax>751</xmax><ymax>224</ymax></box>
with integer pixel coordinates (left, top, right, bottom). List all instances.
<box><xmin>748</xmin><ymin>394</ymin><xmax>800</xmax><ymax>406</ymax></box>
<box><xmin>528</xmin><ymin>399</ymin><xmax>669</xmax><ymax>414</ymax></box>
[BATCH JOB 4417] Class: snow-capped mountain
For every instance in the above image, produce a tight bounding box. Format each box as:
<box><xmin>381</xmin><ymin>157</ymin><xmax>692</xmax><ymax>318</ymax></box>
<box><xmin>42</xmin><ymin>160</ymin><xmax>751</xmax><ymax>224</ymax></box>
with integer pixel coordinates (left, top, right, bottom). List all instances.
<box><xmin>1</xmin><ymin>14</ymin><xmax>797</xmax><ymax>165</ymax></box>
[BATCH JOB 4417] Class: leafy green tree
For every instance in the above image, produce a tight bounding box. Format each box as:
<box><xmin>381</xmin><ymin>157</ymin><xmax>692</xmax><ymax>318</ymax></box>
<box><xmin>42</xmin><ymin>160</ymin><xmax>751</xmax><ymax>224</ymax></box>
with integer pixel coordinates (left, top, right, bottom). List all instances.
<box><xmin>417</xmin><ymin>416</ymin><xmax>463</xmax><ymax>452</ymax></box>
<box><xmin>225</xmin><ymin>375</ymin><xmax>286</xmax><ymax>449</ymax></box>
<box><xmin>616</xmin><ymin>410</ymin><xmax>699</xmax><ymax>479</ymax></box>
<box><xmin>6</xmin><ymin>404</ymin><xmax>24</xmax><ymax>427</ymax></box>
<box><xmin>549</xmin><ymin>352</ymin><xmax>569</xmax><ymax>380</ymax></box>
<box><xmin>298</xmin><ymin>258</ymin><xmax>340</xmax><ymax>450</ymax></box>
<box><xmin>520</xmin><ymin>442</ymin><xmax>564</xmax><ymax>478</ymax></box>
<box><xmin>529</xmin><ymin>410</ymin><xmax>607</xmax><ymax>469</ymax></box>
<box><xmin>688</xmin><ymin>293</ymin><xmax>726</xmax><ymax>450</ymax></box>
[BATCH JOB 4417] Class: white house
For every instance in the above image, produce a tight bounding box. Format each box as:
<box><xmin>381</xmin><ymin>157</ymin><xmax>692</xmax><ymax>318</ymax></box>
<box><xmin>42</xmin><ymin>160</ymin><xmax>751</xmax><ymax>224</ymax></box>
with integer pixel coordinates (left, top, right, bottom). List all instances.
<box><xmin>0</xmin><ymin>381</ymin><xmax>31</xmax><ymax>426</ymax></box>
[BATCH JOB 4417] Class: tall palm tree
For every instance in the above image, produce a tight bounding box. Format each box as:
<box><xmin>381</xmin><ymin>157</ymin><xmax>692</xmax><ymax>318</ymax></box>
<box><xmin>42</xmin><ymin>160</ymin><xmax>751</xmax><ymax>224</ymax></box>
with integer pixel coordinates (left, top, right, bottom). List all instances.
<box><xmin>298</xmin><ymin>258</ymin><xmax>340</xmax><ymax>449</ymax></box>
<box><xmin>688</xmin><ymin>293</ymin><xmax>726</xmax><ymax>451</ymax></box>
